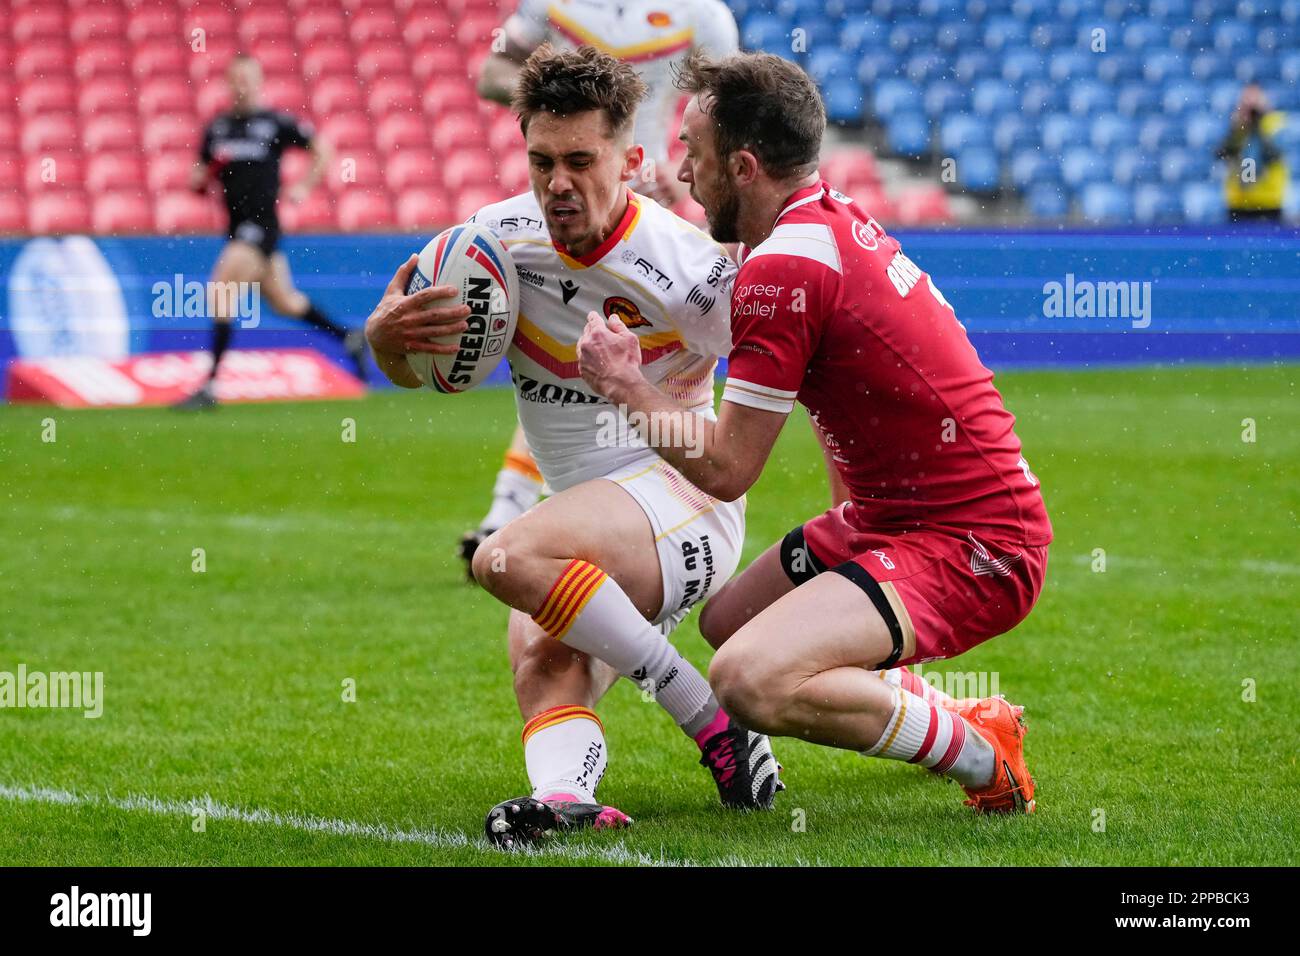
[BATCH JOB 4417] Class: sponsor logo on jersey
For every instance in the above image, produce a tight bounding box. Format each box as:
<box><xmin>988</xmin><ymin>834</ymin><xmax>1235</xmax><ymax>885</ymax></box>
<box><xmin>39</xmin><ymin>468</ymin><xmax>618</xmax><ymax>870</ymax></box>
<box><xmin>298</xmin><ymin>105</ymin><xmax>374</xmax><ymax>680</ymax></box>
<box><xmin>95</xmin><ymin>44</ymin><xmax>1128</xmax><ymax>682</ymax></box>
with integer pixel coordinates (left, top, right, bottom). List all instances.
<box><xmin>560</xmin><ymin>278</ymin><xmax>580</xmax><ymax>304</ymax></box>
<box><xmin>604</xmin><ymin>295</ymin><xmax>651</xmax><ymax>328</ymax></box>
<box><xmin>518</xmin><ymin>267</ymin><xmax>546</xmax><ymax>289</ymax></box>
<box><xmin>704</xmin><ymin>255</ymin><xmax>729</xmax><ymax>288</ymax></box>
<box><xmin>852</xmin><ymin>218</ymin><xmax>882</xmax><ymax>252</ymax></box>
<box><xmin>686</xmin><ymin>284</ymin><xmax>717</xmax><ymax>314</ymax></box>
<box><xmin>885</xmin><ymin>250</ymin><xmax>925</xmax><ymax>297</ymax></box>
<box><xmin>678</xmin><ymin>535</ymin><xmax>716</xmax><ymax>610</ymax></box>
<box><xmin>496</xmin><ymin>215</ymin><xmax>544</xmax><ymax>232</ymax></box>
<box><xmin>626</xmin><ymin>253</ymin><xmax>674</xmax><ymax>291</ymax></box>
<box><xmin>511</xmin><ymin>370</ymin><xmax>602</xmax><ymax>406</ymax></box>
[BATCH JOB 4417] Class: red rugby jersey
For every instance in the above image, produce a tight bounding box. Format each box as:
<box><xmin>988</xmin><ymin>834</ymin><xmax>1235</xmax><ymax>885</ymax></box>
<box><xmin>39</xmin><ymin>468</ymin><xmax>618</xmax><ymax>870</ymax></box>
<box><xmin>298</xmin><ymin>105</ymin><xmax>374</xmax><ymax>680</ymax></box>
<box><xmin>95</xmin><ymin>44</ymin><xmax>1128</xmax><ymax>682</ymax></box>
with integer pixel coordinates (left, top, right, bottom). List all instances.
<box><xmin>722</xmin><ymin>182</ymin><xmax>1052</xmax><ymax>547</ymax></box>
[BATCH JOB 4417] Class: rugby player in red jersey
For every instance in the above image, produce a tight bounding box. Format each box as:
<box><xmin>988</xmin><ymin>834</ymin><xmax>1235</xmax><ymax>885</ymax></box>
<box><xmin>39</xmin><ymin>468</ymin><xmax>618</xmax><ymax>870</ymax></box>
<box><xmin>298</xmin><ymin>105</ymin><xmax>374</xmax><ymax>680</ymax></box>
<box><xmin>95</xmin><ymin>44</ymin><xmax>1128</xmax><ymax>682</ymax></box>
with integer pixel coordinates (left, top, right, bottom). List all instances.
<box><xmin>577</xmin><ymin>52</ymin><xmax>1052</xmax><ymax>814</ymax></box>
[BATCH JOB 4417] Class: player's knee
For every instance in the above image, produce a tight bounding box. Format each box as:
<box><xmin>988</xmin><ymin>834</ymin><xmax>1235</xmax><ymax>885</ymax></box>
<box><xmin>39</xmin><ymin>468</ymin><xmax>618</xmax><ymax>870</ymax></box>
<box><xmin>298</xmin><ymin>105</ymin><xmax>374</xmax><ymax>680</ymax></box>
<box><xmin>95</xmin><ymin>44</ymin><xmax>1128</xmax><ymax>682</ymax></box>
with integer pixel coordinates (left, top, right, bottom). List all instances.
<box><xmin>709</xmin><ymin>644</ymin><xmax>780</xmax><ymax>731</ymax></box>
<box><xmin>471</xmin><ymin>527</ymin><xmax>511</xmax><ymax>592</ymax></box>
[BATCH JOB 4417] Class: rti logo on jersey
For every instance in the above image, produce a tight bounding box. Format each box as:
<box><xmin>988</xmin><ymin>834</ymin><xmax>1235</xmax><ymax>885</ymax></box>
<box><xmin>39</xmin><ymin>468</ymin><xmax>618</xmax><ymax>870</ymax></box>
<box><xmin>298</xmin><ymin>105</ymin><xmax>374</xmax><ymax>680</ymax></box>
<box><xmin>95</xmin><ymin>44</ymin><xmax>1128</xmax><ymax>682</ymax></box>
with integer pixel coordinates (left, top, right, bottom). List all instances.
<box><xmin>604</xmin><ymin>296</ymin><xmax>651</xmax><ymax>328</ymax></box>
<box><xmin>560</xmin><ymin>278</ymin><xmax>580</xmax><ymax>304</ymax></box>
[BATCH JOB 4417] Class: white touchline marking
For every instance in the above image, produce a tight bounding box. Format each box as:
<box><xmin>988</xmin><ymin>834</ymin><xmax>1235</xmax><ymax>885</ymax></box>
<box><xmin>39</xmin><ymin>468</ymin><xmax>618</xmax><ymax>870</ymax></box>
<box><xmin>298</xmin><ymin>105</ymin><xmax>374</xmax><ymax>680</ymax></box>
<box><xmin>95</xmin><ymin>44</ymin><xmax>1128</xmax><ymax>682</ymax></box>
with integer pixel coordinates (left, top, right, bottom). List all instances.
<box><xmin>0</xmin><ymin>783</ymin><xmax>702</xmax><ymax>867</ymax></box>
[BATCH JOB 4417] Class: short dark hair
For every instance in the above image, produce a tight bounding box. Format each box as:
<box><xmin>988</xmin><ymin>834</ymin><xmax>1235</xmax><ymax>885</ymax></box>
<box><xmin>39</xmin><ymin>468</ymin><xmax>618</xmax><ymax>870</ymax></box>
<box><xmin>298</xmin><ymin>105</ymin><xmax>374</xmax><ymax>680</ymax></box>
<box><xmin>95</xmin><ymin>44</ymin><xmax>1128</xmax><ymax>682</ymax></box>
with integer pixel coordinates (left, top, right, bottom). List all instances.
<box><xmin>512</xmin><ymin>44</ymin><xmax>648</xmax><ymax>138</ymax></box>
<box><xmin>675</xmin><ymin>51</ymin><xmax>824</xmax><ymax>180</ymax></box>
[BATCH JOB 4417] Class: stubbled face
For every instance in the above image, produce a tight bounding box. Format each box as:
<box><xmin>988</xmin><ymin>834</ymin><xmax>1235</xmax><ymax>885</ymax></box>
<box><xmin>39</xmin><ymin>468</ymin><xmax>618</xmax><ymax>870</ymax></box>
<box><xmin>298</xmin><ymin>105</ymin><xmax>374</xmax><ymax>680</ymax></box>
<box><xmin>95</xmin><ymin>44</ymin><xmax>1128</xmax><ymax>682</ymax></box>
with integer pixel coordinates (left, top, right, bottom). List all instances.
<box><xmin>525</xmin><ymin>110</ymin><xmax>640</xmax><ymax>257</ymax></box>
<box><xmin>227</xmin><ymin>59</ymin><xmax>262</xmax><ymax>112</ymax></box>
<box><xmin>678</xmin><ymin>96</ymin><xmax>742</xmax><ymax>243</ymax></box>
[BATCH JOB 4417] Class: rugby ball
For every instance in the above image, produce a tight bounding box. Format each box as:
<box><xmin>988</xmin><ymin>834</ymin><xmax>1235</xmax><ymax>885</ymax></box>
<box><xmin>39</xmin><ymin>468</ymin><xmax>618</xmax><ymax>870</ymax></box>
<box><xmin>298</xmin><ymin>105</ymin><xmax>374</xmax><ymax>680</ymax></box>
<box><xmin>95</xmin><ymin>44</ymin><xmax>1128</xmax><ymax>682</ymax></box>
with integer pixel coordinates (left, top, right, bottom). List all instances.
<box><xmin>403</xmin><ymin>224</ymin><xmax>519</xmax><ymax>394</ymax></box>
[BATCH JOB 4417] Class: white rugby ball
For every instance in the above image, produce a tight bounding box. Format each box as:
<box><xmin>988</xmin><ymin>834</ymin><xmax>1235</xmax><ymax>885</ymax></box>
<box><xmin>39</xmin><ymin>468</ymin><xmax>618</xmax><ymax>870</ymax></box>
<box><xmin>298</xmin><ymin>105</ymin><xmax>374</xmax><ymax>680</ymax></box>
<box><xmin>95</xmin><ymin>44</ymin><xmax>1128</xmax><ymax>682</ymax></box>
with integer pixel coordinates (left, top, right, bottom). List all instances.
<box><xmin>403</xmin><ymin>224</ymin><xmax>519</xmax><ymax>394</ymax></box>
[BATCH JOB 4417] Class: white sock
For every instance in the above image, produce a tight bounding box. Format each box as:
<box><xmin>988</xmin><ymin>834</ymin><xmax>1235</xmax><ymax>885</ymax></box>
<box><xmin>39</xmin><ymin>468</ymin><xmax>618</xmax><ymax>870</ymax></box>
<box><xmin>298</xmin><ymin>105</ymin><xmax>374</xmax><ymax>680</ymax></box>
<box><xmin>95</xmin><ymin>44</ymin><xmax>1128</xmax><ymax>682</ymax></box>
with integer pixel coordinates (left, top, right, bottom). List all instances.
<box><xmin>863</xmin><ymin>684</ymin><xmax>995</xmax><ymax>788</ymax></box>
<box><xmin>522</xmin><ymin>705</ymin><xmax>607</xmax><ymax>804</ymax></box>
<box><xmin>533</xmin><ymin>559</ymin><xmax>719</xmax><ymax>736</ymax></box>
<box><xmin>481</xmin><ymin>467</ymin><xmax>543</xmax><ymax>532</ymax></box>
<box><xmin>877</xmin><ymin>665</ymin><xmax>957</xmax><ymax>708</ymax></box>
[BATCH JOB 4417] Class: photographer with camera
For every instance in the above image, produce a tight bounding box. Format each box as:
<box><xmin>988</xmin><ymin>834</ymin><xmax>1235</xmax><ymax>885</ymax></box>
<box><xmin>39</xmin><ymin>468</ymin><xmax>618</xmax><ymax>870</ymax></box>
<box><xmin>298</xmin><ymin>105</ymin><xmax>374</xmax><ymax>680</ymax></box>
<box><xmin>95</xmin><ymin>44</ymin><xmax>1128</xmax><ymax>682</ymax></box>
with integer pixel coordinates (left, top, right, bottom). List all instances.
<box><xmin>1218</xmin><ymin>84</ymin><xmax>1289</xmax><ymax>223</ymax></box>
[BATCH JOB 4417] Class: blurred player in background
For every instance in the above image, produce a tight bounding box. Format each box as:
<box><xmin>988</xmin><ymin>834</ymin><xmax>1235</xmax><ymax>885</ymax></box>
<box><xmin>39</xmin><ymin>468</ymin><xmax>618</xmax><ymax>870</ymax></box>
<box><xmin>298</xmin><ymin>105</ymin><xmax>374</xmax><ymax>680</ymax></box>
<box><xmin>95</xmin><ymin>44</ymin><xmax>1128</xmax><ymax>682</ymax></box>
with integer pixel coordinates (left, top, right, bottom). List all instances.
<box><xmin>579</xmin><ymin>52</ymin><xmax>1052</xmax><ymax>815</ymax></box>
<box><xmin>460</xmin><ymin>0</ymin><xmax>740</xmax><ymax>576</ymax></box>
<box><xmin>366</xmin><ymin>47</ymin><xmax>778</xmax><ymax>848</ymax></box>
<box><xmin>1218</xmin><ymin>84</ymin><xmax>1289</xmax><ymax>223</ymax></box>
<box><xmin>175</xmin><ymin>54</ymin><xmax>366</xmax><ymax>410</ymax></box>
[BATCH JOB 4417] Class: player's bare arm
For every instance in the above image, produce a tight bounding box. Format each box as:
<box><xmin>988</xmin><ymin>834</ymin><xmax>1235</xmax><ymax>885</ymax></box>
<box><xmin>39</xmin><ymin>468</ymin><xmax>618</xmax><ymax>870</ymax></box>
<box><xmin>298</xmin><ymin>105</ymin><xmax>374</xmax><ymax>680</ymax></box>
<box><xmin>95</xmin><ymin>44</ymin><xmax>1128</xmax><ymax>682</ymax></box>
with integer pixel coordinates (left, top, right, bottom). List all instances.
<box><xmin>364</xmin><ymin>255</ymin><xmax>473</xmax><ymax>389</ymax></box>
<box><xmin>576</xmin><ymin>311</ymin><xmax>786</xmax><ymax>502</ymax></box>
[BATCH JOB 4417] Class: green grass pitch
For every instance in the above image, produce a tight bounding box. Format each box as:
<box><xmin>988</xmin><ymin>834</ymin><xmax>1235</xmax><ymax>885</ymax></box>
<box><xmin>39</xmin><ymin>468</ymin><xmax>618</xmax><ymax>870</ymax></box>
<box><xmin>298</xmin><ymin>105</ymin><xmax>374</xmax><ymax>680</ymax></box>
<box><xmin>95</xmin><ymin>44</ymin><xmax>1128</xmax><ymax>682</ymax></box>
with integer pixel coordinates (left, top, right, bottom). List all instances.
<box><xmin>1</xmin><ymin>363</ymin><xmax>1296</xmax><ymax>866</ymax></box>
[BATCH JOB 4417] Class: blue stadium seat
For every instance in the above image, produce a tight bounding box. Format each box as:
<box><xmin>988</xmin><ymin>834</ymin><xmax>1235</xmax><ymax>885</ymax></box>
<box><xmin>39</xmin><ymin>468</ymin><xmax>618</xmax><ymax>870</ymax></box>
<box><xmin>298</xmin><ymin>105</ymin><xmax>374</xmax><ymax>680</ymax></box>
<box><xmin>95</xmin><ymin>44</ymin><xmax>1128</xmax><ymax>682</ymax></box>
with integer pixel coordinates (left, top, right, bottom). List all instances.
<box><xmin>956</xmin><ymin>147</ymin><xmax>1002</xmax><ymax>192</ymax></box>
<box><xmin>1025</xmin><ymin>182</ymin><xmax>1070</xmax><ymax>218</ymax></box>
<box><xmin>1030</xmin><ymin>21</ymin><xmax>1073</xmax><ymax>49</ymax></box>
<box><xmin>1021</xmin><ymin>81</ymin><xmax>1070</xmax><ymax>116</ymax></box>
<box><xmin>1139</xmin><ymin>117</ymin><xmax>1186</xmax><ymax>151</ymax></box>
<box><xmin>1235</xmin><ymin>54</ymin><xmax>1282</xmax><ymax>83</ymax></box>
<box><xmin>1182</xmin><ymin>183</ymin><xmax>1227</xmax><ymax>223</ymax></box>
<box><xmin>1214</xmin><ymin>20</ymin><xmax>1254</xmax><ymax>54</ymax></box>
<box><xmin>873</xmin><ymin>79</ymin><xmax>923</xmax><ymax>120</ymax></box>
<box><xmin>1068</xmin><ymin>80</ymin><xmax>1111</xmax><ymax>116</ymax></box>
<box><xmin>1075</xmin><ymin>20</ymin><xmax>1120</xmax><ymax>52</ymax></box>
<box><xmin>808</xmin><ymin>48</ymin><xmax>857</xmax><ymax>86</ymax></box>
<box><xmin>1209</xmin><ymin>81</ymin><xmax>1244</xmax><ymax>115</ymax></box>
<box><xmin>1097</xmin><ymin>52</ymin><xmax>1143</xmax><ymax>84</ymax></box>
<box><xmin>920</xmin><ymin>0</ymin><xmax>966</xmax><ymax>15</ymax></box>
<box><xmin>1061</xmin><ymin>147</ymin><xmax>1109</xmax><ymax>190</ymax></box>
<box><xmin>824</xmin><ymin>79</ymin><xmax>867</xmax><ymax>126</ymax></box>
<box><xmin>936</xmin><ymin>21</ymin><xmax>979</xmax><ymax>51</ymax></box>
<box><xmin>839</xmin><ymin>16</ymin><xmax>888</xmax><ymax>54</ymax></box>
<box><xmin>953</xmin><ymin>51</ymin><xmax>995</xmax><ymax>83</ymax></box>
<box><xmin>1010</xmin><ymin>152</ymin><xmax>1056</xmax><ymax>191</ymax></box>
<box><xmin>1169</xmin><ymin>21</ymin><xmax>1214</xmax><ymax>51</ymax></box>
<box><xmin>1042</xmin><ymin>113</ymin><xmax>1089</xmax><ymax>151</ymax></box>
<box><xmin>1161</xmin><ymin>82</ymin><xmax>1205</xmax><ymax>116</ymax></box>
<box><xmin>1190</xmin><ymin>53</ymin><xmax>1230</xmax><ymax>83</ymax></box>
<box><xmin>857</xmin><ymin>52</ymin><xmax>904</xmax><ymax>85</ymax></box>
<box><xmin>1117</xmin><ymin>83</ymin><xmax>1161</xmax><ymax>117</ymax></box>
<box><xmin>924</xmin><ymin>81</ymin><xmax>972</xmax><ymax>118</ymax></box>
<box><xmin>1184</xmin><ymin>113</ymin><xmax>1228</xmax><ymax>152</ymax></box>
<box><xmin>1132</xmin><ymin>184</ymin><xmax>1184</xmax><ymax>223</ymax></box>
<box><xmin>1282</xmin><ymin>52</ymin><xmax>1300</xmax><ymax>85</ymax></box>
<box><xmin>886</xmin><ymin>114</ymin><xmax>932</xmax><ymax>158</ymax></box>
<box><xmin>1112</xmin><ymin>150</ymin><xmax>1162</xmax><ymax>186</ymax></box>
<box><xmin>984</xmin><ymin>16</ymin><xmax>1030</xmax><ymax>49</ymax></box>
<box><xmin>1149</xmin><ymin>0</ymin><xmax>1193</xmax><ymax>21</ymax></box>
<box><xmin>891</xmin><ymin>18</ymin><xmax>938</xmax><ymax>54</ymax></box>
<box><xmin>1143</xmin><ymin>50</ymin><xmax>1188</xmax><ymax>84</ymax></box>
<box><xmin>1049</xmin><ymin>49</ymin><xmax>1094</xmax><ymax>83</ymax></box>
<box><xmin>1080</xmin><ymin>183</ymin><xmax>1133</xmax><ymax>222</ymax></box>
<box><xmin>742</xmin><ymin>14</ymin><xmax>791</xmax><ymax>53</ymax></box>
<box><xmin>1001</xmin><ymin>49</ymin><xmax>1045</xmax><ymax>84</ymax></box>
<box><xmin>939</xmin><ymin>113</ymin><xmax>992</xmax><ymax>153</ymax></box>
<box><xmin>973</xmin><ymin>80</ymin><xmax>1018</xmax><ymax>116</ymax></box>
<box><xmin>905</xmin><ymin>51</ymin><xmax>949</xmax><ymax>84</ymax></box>
<box><xmin>1161</xmin><ymin>148</ymin><xmax>1213</xmax><ymax>185</ymax></box>
<box><xmin>994</xmin><ymin>115</ymin><xmax>1037</xmax><ymax>156</ymax></box>
<box><xmin>1090</xmin><ymin>114</ymin><xmax>1138</xmax><ymax>152</ymax></box>
<box><xmin>1123</xmin><ymin>19</ymin><xmax>1166</xmax><ymax>50</ymax></box>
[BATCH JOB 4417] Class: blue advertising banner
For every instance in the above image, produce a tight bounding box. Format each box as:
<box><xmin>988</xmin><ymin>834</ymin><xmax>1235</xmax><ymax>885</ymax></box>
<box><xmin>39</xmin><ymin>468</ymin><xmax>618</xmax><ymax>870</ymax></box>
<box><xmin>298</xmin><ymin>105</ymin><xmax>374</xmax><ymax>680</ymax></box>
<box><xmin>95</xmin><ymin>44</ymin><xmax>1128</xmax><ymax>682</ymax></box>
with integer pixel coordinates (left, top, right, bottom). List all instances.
<box><xmin>2</xmin><ymin>227</ymin><xmax>1297</xmax><ymax>400</ymax></box>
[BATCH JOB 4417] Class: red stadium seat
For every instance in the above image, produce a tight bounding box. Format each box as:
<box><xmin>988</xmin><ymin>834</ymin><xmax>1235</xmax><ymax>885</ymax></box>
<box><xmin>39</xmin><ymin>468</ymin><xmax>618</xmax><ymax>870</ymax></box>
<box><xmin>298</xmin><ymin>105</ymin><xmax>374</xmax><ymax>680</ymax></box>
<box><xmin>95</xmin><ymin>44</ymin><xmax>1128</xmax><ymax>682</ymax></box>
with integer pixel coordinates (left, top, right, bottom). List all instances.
<box><xmin>138</xmin><ymin>79</ymin><xmax>195</xmax><ymax>117</ymax></box>
<box><xmin>327</xmin><ymin>152</ymin><xmax>385</xmax><ymax>193</ymax></box>
<box><xmin>83</xmin><ymin>115</ymin><xmax>140</xmax><ymax>153</ymax></box>
<box><xmin>28</xmin><ymin>191</ymin><xmax>93</xmax><ymax>235</ymax></box>
<box><xmin>248</xmin><ymin>43</ymin><xmax>300</xmax><ymax>77</ymax></box>
<box><xmin>403</xmin><ymin>11</ymin><xmax>454</xmax><ymax>46</ymax></box>
<box><xmin>93</xmin><ymin>192</ymin><xmax>155</xmax><ymax>233</ymax></box>
<box><xmin>296</xmin><ymin>11</ymin><xmax>347</xmax><ymax>46</ymax></box>
<box><xmin>386</xmin><ymin>150</ymin><xmax>437</xmax><ymax>192</ymax></box>
<box><xmin>195</xmin><ymin>81</ymin><xmax>232</xmax><ymax>118</ymax></box>
<box><xmin>14</xmin><ymin>9</ymin><xmax>67</xmax><ymax>45</ymax></box>
<box><xmin>130</xmin><ymin>9</ymin><xmax>185</xmax><ymax>45</ymax></box>
<box><xmin>75</xmin><ymin>42</ymin><xmax>131</xmax><ymax>83</ymax></box>
<box><xmin>188</xmin><ymin>41</ymin><xmax>240</xmax><ymax>82</ymax></box>
<box><xmin>489</xmin><ymin>113</ymin><xmax>524</xmax><ymax>154</ymax></box>
<box><xmin>0</xmin><ymin>156</ymin><xmax>20</xmax><ymax>191</ymax></box>
<box><xmin>893</xmin><ymin>185</ymin><xmax>951</xmax><ymax>225</ymax></box>
<box><xmin>355</xmin><ymin>43</ymin><xmax>409</xmax><ymax>82</ymax></box>
<box><xmin>19</xmin><ymin>79</ymin><xmax>77</xmax><ymax>117</ymax></box>
<box><xmin>15</xmin><ymin>46</ymin><xmax>73</xmax><ymax>84</ymax></box>
<box><xmin>21</xmin><ymin>115</ymin><xmax>79</xmax><ymax>154</ymax></box>
<box><xmin>148</xmin><ymin>152</ymin><xmax>196</xmax><ymax>193</ymax></box>
<box><xmin>441</xmin><ymin>149</ymin><xmax>497</xmax><ymax>191</ymax></box>
<box><xmin>311</xmin><ymin>78</ymin><xmax>363</xmax><ymax>116</ymax></box>
<box><xmin>302</xmin><ymin>43</ymin><xmax>353</xmax><ymax>80</ymax></box>
<box><xmin>240</xmin><ymin>9</ymin><xmax>293</xmax><ymax>45</ymax></box>
<box><xmin>454</xmin><ymin>186</ymin><xmax>500</xmax><ymax>223</ymax></box>
<box><xmin>143</xmin><ymin>116</ymin><xmax>197</xmax><ymax>153</ymax></box>
<box><xmin>281</xmin><ymin>150</ymin><xmax>311</xmax><ymax>184</ymax></box>
<box><xmin>374</xmin><ymin>117</ymin><xmax>428</xmax><ymax>154</ymax></box>
<box><xmin>821</xmin><ymin>148</ymin><xmax>881</xmax><ymax>189</ymax></box>
<box><xmin>80</xmin><ymin>79</ymin><xmax>136</xmax><ymax>116</ymax></box>
<box><xmin>133</xmin><ymin>44</ymin><xmax>187</xmax><ymax>80</ymax></box>
<box><xmin>395</xmin><ymin>187</ymin><xmax>452</xmax><ymax>230</ymax></box>
<box><xmin>498</xmin><ymin>151</ymin><xmax>530</xmax><ymax>194</ymax></box>
<box><xmin>432</xmin><ymin>111</ymin><xmax>488</xmax><ymax>153</ymax></box>
<box><xmin>263</xmin><ymin>78</ymin><xmax>309</xmax><ymax>114</ymax></box>
<box><xmin>279</xmin><ymin>191</ymin><xmax>337</xmax><ymax>232</ymax></box>
<box><xmin>86</xmin><ymin>154</ymin><xmax>146</xmax><ymax>192</ymax></box>
<box><xmin>319</xmin><ymin>113</ymin><xmax>374</xmax><ymax>151</ymax></box>
<box><xmin>0</xmin><ymin>192</ymin><xmax>27</xmax><ymax>234</ymax></box>
<box><xmin>411</xmin><ymin>44</ymin><xmax>469</xmax><ymax>82</ymax></box>
<box><xmin>24</xmin><ymin>153</ymin><xmax>84</xmax><ymax>192</ymax></box>
<box><xmin>419</xmin><ymin>79</ymin><xmax>478</xmax><ymax>117</ymax></box>
<box><xmin>155</xmin><ymin>192</ymin><xmax>220</xmax><ymax>233</ymax></box>
<box><xmin>350</xmin><ymin>11</ymin><xmax>400</xmax><ymax>44</ymax></box>
<box><xmin>368</xmin><ymin>78</ymin><xmax>419</xmax><ymax>116</ymax></box>
<box><xmin>71</xmin><ymin>8</ymin><xmax>127</xmax><ymax>43</ymax></box>
<box><xmin>456</xmin><ymin>14</ymin><xmax>502</xmax><ymax>49</ymax></box>
<box><xmin>0</xmin><ymin>116</ymin><xmax>17</xmax><ymax>153</ymax></box>
<box><xmin>336</xmin><ymin>189</ymin><xmax>396</xmax><ymax>230</ymax></box>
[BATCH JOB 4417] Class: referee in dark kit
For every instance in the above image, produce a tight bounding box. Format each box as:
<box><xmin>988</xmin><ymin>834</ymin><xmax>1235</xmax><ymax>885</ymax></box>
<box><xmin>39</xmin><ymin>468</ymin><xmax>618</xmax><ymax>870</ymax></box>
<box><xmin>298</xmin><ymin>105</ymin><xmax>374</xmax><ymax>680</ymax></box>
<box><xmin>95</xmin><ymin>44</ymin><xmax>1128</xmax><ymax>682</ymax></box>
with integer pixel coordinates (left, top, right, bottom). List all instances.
<box><xmin>176</xmin><ymin>53</ymin><xmax>365</xmax><ymax>409</ymax></box>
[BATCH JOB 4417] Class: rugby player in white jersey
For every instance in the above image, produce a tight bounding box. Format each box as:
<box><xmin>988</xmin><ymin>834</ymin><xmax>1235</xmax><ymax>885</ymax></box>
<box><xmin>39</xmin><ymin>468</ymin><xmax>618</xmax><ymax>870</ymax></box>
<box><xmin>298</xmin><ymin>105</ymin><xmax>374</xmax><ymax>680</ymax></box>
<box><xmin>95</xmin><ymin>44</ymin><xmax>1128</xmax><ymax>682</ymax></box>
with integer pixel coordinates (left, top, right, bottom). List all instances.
<box><xmin>364</xmin><ymin>46</ymin><xmax>779</xmax><ymax>848</ymax></box>
<box><xmin>462</xmin><ymin>0</ymin><xmax>741</xmax><ymax>580</ymax></box>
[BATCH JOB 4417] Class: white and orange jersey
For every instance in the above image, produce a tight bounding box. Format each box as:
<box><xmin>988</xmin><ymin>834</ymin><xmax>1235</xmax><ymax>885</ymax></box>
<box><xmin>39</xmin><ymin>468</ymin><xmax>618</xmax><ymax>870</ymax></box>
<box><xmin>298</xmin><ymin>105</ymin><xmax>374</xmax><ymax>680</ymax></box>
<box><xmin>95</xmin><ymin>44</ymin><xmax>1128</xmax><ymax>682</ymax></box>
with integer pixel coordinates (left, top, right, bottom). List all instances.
<box><xmin>503</xmin><ymin>0</ymin><xmax>739</xmax><ymax>171</ymax></box>
<box><xmin>469</xmin><ymin>188</ymin><xmax>736</xmax><ymax>492</ymax></box>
